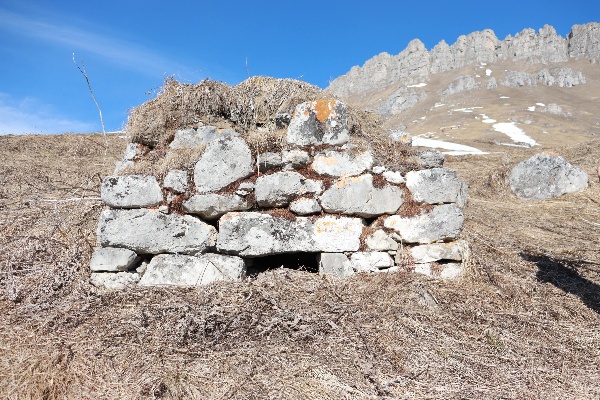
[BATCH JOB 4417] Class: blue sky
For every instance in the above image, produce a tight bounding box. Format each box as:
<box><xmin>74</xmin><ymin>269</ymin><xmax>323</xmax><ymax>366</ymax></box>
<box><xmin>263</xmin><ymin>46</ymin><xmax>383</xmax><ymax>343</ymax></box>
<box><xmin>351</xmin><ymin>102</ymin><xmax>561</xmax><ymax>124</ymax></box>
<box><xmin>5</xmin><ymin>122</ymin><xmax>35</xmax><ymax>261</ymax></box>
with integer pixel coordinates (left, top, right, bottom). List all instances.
<box><xmin>0</xmin><ymin>0</ymin><xmax>597</xmax><ymax>134</ymax></box>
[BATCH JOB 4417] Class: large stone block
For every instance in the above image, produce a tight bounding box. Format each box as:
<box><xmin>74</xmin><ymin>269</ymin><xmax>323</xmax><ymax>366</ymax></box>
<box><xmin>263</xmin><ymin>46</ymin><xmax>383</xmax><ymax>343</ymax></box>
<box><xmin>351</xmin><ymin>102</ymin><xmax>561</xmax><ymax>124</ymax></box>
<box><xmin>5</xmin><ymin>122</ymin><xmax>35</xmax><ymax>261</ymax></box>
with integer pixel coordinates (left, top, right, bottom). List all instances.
<box><xmin>508</xmin><ymin>153</ymin><xmax>588</xmax><ymax>200</ymax></box>
<box><xmin>311</xmin><ymin>150</ymin><xmax>373</xmax><ymax>177</ymax></box>
<box><xmin>255</xmin><ymin>172</ymin><xmax>322</xmax><ymax>207</ymax></box>
<box><xmin>384</xmin><ymin>204</ymin><xmax>464</xmax><ymax>244</ymax></box>
<box><xmin>194</xmin><ymin>136</ymin><xmax>254</xmax><ymax>193</ymax></box>
<box><xmin>320</xmin><ymin>174</ymin><xmax>404</xmax><ymax>217</ymax></box>
<box><xmin>97</xmin><ymin>209</ymin><xmax>217</xmax><ymax>255</ymax></box>
<box><xmin>138</xmin><ymin>254</ymin><xmax>246</xmax><ymax>286</ymax></box>
<box><xmin>286</xmin><ymin>100</ymin><xmax>350</xmax><ymax>146</ymax></box>
<box><xmin>406</xmin><ymin>168</ymin><xmax>467</xmax><ymax>206</ymax></box>
<box><xmin>183</xmin><ymin>193</ymin><xmax>252</xmax><ymax>220</ymax></box>
<box><xmin>350</xmin><ymin>252</ymin><xmax>395</xmax><ymax>272</ymax></box>
<box><xmin>100</xmin><ymin>175</ymin><xmax>163</xmax><ymax>208</ymax></box>
<box><xmin>89</xmin><ymin>247</ymin><xmax>140</xmax><ymax>272</ymax></box>
<box><xmin>217</xmin><ymin>212</ymin><xmax>363</xmax><ymax>256</ymax></box>
<box><xmin>408</xmin><ymin>240</ymin><xmax>468</xmax><ymax>263</ymax></box>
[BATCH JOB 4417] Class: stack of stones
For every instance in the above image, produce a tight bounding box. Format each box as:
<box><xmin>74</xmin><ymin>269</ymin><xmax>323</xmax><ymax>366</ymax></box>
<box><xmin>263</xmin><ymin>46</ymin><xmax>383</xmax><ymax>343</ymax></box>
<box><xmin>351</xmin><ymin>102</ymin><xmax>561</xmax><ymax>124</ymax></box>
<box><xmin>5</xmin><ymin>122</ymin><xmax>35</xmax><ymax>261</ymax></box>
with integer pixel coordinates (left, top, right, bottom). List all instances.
<box><xmin>90</xmin><ymin>100</ymin><xmax>469</xmax><ymax>289</ymax></box>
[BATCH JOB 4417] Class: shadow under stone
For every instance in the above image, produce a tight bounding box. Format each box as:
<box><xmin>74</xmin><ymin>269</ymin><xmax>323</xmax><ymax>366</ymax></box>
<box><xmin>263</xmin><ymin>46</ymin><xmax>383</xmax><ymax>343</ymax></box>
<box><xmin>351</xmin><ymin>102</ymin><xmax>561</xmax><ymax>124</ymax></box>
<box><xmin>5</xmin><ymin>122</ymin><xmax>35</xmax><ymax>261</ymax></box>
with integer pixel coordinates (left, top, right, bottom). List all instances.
<box><xmin>522</xmin><ymin>252</ymin><xmax>600</xmax><ymax>315</ymax></box>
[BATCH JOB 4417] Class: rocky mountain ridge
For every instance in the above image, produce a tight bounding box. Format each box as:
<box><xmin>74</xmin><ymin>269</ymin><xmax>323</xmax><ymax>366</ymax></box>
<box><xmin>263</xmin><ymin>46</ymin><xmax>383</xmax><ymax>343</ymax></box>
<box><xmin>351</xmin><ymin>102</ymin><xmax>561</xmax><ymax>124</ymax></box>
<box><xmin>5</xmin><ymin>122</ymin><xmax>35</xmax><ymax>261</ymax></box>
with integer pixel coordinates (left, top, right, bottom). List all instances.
<box><xmin>328</xmin><ymin>23</ymin><xmax>600</xmax><ymax>98</ymax></box>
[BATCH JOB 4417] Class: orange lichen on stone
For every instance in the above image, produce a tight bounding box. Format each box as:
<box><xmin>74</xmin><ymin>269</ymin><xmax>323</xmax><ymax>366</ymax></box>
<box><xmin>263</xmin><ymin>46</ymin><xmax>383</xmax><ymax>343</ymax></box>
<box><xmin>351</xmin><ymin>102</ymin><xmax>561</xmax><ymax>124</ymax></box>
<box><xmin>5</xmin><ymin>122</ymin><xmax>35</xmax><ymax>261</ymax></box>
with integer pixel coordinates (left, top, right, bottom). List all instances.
<box><xmin>314</xmin><ymin>219</ymin><xmax>344</xmax><ymax>234</ymax></box>
<box><xmin>334</xmin><ymin>175</ymin><xmax>365</xmax><ymax>189</ymax></box>
<box><xmin>312</xmin><ymin>100</ymin><xmax>337</xmax><ymax>123</ymax></box>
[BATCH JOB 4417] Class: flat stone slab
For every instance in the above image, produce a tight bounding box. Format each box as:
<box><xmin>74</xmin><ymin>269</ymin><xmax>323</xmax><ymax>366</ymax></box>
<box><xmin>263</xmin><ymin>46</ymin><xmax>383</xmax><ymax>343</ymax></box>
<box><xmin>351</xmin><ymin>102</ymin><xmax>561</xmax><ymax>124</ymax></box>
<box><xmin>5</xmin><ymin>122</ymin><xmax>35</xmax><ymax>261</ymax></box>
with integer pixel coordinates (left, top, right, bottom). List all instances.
<box><xmin>311</xmin><ymin>150</ymin><xmax>373</xmax><ymax>177</ymax></box>
<box><xmin>320</xmin><ymin>174</ymin><xmax>404</xmax><ymax>217</ymax></box>
<box><xmin>217</xmin><ymin>212</ymin><xmax>364</xmax><ymax>256</ymax></box>
<box><xmin>406</xmin><ymin>168</ymin><xmax>467</xmax><ymax>206</ymax></box>
<box><xmin>318</xmin><ymin>253</ymin><xmax>353</xmax><ymax>278</ymax></box>
<box><xmin>508</xmin><ymin>153</ymin><xmax>588</xmax><ymax>199</ymax></box>
<box><xmin>89</xmin><ymin>247</ymin><xmax>140</xmax><ymax>272</ymax></box>
<box><xmin>287</xmin><ymin>100</ymin><xmax>350</xmax><ymax>146</ymax></box>
<box><xmin>384</xmin><ymin>204</ymin><xmax>464</xmax><ymax>244</ymax></box>
<box><xmin>90</xmin><ymin>272</ymin><xmax>140</xmax><ymax>289</ymax></box>
<box><xmin>97</xmin><ymin>209</ymin><xmax>217</xmax><ymax>255</ymax></box>
<box><xmin>194</xmin><ymin>136</ymin><xmax>254</xmax><ymax>193</ymax></box>
<box><xmin>138</xmin><ymin>254</ymin><xmax>246</xmax><ymax>286</ymax></box>
<box><xmin>409</xmin><ymin>240</ymin><xmax>468</xmax><ymax>263</ymax></box>
<box><xmin>350</xmin><ymin>252</ymin><xmax>394</xmax><ymax>272</ymax></box>
<box><xmin>255</xmin><ymin>172</ymin><xmax>322</xmax><ymax>207</ymax></box>
<box><xmin>101</xmin><ymin>175</ymin><xmax>163</xmax><ymax>208</ymax></box>
<box><xmin>183</xmin><ymin>193</ymin><xmax>252</xmax><ymax>220</ymax></box>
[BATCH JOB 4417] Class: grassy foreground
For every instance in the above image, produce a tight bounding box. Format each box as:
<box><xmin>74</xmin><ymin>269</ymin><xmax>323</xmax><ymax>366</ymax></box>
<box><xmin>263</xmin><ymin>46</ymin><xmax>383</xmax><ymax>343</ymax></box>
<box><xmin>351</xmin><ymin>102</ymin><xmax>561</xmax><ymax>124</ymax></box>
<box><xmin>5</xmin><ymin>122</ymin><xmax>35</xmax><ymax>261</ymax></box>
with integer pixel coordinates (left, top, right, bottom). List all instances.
<box><xmin>0</xmin><ymin>133</ymin><xmax>598</xmax><ymax>399</ymax></box>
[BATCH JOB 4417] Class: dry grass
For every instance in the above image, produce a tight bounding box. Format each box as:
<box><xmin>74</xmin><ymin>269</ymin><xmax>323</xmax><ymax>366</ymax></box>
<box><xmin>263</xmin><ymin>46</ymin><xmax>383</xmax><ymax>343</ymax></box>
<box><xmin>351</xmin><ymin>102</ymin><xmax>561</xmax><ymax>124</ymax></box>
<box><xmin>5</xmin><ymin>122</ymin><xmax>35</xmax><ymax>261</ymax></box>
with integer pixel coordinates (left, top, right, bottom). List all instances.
<box><xmin>0</xmin><ymin>133</ymin><xmax>599</xmax><ymax>399</ymax></box>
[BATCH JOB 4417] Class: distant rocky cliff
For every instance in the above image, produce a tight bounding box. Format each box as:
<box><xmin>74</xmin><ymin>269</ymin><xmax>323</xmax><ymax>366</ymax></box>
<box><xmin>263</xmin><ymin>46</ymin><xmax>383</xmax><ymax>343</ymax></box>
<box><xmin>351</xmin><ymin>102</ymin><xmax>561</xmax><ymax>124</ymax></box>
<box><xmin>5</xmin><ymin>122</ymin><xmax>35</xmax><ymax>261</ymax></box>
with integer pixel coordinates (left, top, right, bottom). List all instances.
<box><xmin>328</xmin><ymin>23</ymin><xmax>600</xmax><ymax>98</ymax></box>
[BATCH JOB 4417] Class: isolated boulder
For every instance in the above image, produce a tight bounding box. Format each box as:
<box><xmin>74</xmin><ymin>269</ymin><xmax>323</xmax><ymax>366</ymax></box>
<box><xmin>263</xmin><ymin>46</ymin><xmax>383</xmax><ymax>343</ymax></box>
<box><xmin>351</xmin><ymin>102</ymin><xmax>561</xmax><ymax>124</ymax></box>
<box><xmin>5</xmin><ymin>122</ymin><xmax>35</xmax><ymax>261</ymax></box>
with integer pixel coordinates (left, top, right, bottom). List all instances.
<box><xmin>287</xmin><ymin>100</ymin><xmax>350</xmax><ymax>146</ymax></box>
<box><xmin>508</xmin><ymin>153</ymin><xmax>588</xmax><ymax>200</ymax></box>
<box><xmin>97</xmin><ymin>209</ymin><xmax>217</xmax><ymax>255</ymax></box>
<box><xmin>101</xmin><ymin>175</ymin><xmax>163</xmax><ymax>208</ymax></box>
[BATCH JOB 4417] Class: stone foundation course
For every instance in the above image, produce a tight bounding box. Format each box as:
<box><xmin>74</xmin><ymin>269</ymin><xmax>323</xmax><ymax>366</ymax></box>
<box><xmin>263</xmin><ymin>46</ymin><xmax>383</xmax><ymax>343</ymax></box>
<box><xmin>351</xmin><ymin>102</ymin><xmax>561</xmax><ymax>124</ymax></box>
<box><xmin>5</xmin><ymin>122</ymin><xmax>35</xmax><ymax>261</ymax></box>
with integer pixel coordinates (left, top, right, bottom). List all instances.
<box><xmin>90</xmin><ymin>100</ymin><xmax>469</xmax><ymax>288</ymax></box>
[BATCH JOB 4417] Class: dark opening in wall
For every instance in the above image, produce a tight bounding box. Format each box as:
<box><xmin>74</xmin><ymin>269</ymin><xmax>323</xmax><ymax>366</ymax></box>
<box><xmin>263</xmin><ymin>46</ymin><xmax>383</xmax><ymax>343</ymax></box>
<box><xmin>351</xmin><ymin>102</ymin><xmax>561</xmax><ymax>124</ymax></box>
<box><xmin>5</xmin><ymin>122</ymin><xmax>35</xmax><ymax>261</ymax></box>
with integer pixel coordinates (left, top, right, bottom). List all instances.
<box><xmin>246</xmin><ymin>253</ymin><xmax>320</xmax><ymax>277</ymax></box>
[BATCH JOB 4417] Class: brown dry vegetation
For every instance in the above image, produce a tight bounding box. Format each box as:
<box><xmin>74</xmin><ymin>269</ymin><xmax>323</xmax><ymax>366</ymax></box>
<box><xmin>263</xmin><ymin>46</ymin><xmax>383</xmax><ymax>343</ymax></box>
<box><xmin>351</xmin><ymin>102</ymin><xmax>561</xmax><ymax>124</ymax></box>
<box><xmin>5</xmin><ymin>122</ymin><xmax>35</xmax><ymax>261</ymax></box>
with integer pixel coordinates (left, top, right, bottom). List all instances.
<box><xmin>0</xmin><ymin>132</ymin><xmax>599</xmax><ymax>399</ymax></box>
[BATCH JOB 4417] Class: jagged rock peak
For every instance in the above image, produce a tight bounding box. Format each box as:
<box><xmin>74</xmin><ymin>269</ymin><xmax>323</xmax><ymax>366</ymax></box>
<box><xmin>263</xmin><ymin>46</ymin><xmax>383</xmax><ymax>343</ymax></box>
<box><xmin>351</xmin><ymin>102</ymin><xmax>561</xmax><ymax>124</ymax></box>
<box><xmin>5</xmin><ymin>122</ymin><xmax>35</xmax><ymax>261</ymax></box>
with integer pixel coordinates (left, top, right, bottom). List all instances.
<box><xmin>328</xmin><ymin>22</ymin><xmax>599</xmax><ymax>97</ymax></box>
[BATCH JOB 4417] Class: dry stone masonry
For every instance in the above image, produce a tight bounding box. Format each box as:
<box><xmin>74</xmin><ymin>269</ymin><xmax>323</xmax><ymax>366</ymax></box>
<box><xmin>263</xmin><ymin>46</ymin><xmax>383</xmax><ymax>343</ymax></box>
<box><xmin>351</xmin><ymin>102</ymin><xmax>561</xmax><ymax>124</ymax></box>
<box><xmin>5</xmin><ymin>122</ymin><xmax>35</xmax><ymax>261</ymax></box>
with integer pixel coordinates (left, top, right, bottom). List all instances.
<box><xmin>90</xmin><ymin>100</ymin><xmax>470</xmax><ymax>289</ymax></box>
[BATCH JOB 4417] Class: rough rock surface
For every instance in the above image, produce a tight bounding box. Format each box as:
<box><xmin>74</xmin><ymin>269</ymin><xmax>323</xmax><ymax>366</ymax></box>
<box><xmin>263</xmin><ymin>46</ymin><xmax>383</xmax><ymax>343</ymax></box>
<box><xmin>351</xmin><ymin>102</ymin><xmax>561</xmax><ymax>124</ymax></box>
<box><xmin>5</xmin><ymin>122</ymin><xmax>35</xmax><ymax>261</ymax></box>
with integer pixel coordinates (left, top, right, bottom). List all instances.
<box><xmin>416</xmin><ymin>149</ymin><xmax>444</xmax><ymax>169</ymax></box>
<box><xmin>350</xmin><ymin>252</ymin><xmax>394</xmax><ymax>272</ymax></box>
<box><xmin>508</xmin><ymin>153</ymin><xmax>589</xmax><ymax>200</ymax></box>
<box><xmin>406</xmin><ymin>168</ymin><xmax>467</xmax><ymax>206</ymax></box>
<box><xmin>320</xmin><ymin>174</ymin><xmax>404</xmax><ymax>217</ymax></box>
<box><xmin>287</xmin><ymin>100</ymin><xmax>350</xmax><ymax>146</ymax></box>
<box><xmin>365</xmin><ymin>229</ymin><xmax>399</xmax><ymax>251</ymax></box>
<box><xmin>89</xmin><ymin>247</ymin><xmax>140</xmax><ymax>272</ymax></box>
<box><xmin>311</xmin><ymin>151</ymin><xmax>373</xmax><ymax>177</ymax></box>
<box><xmin>384</xmin><ymin>204</ymin><xmax>464</xmax><ymax>244</ymax></box>
<box><xmin>409</xmin><ymin>240</ymin><xmax>468</xmax><ymax>263</ymax></box>
<box><xmin>282</xmin><ymin>149</ymin><xmax>311</xmax><ymax>170</ymax></box>
<box><xmin>318</xmin><ymin>253</ymin><xmax>353</xmax><ymax>279</ymax></box>
<box><xmin>101</xmin><ymin>175</ymin><xmax>163</xmax><ymax>208</ymax></box>
<box><xmin>328</xmin><ymin>23</ymin><xmax>598</xmax><ymax>98</ymax></box>
<box><xmin>255</xmin><ymin>172</ymin><xmax>322</xmax><ymax>207</ymax></box>
<box><xmin>217</xmin><ymin>212</ymin><xmax>364</xmax><ymax>256</ymax></box>
<box><xmin>441</xmin><ymin>76</ymin><xmax>480</xmax><ymax>97</ymax></box>
<box><xmin>163</xmin><ymin>170</ymin><xmax>188</xmax><ymax>193</ymax></box>
<box><xmin>183</xmin><ymin>193</ymin><xmax>252</xmax><ymax>220</ymax></box>
<box><xmin>138</xmin><ymin>254</ymin><xmax>246</xmax><ymax>286</ymax></box>
<box><xmin>378</xmin><ymin>88</ymin><xmax>427</xmax><ymax>115</ymax></box>
<box><xmin>413</xmin><ymin>263</ymin><xmax>463</xmax><ymax>279</ymax></box>
<box><xmin>97</xmin><ymin>209</ymin><xmax>217</xmax><ymax>255</ymax></box>
<box><xmin>194</xmin><ymin>136</ymin><xmax>254</xmax><ymax>193</ymax></box>
<box><xmin>289</xmin><ymin>198</ymin><xmax>322</xmax><ymax>215</ymax></box>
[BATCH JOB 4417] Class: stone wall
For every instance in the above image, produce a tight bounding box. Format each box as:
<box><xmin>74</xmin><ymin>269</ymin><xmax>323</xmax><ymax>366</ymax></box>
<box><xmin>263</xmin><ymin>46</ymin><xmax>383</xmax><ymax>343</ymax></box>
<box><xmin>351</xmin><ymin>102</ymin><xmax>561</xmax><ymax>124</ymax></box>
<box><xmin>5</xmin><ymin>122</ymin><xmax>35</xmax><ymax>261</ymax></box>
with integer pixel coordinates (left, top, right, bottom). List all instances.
<box><xmin>90</xmin><ymin>100</ymin><xmax>469</xmax><ymax>289</ymax></box>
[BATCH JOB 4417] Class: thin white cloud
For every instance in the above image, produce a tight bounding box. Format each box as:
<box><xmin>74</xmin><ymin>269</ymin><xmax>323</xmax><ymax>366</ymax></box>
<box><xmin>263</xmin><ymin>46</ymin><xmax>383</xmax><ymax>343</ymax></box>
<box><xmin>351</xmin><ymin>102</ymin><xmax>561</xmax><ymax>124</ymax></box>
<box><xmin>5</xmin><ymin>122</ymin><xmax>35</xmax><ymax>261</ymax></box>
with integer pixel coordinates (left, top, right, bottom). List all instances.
<box><xmin>0</xmin><ymin>93</ymin><xmax>96</xmax><ymax>134</ymax></box>
<box><xmin>0</xmin><ymin>7</ymin><xmax>192</xmax><ymax>77</ymax></box>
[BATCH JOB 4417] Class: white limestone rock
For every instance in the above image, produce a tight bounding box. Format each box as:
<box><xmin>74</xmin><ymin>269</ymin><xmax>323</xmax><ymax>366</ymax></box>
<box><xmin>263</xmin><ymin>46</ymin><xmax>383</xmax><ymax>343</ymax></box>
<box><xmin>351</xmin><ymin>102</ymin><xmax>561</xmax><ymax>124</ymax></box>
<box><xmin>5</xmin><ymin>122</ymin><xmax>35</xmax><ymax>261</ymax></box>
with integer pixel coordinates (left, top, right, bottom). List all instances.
<box><xmin>170</xmin><ymin>126</ymin><xmax>238</xmax><ymax>149</ymax></box>
<box><xmin>138</xmin><ymin>253</ymin><xmax>246</xmax><ymax>286</ymax></box>
<box><xmin>318</xmin><ymin>253</ymin><xmax>354</xmax><ymax>279</ymax></box>
<box><xmin>384</xmin><ymin>204</ymin><xmax>464</xmax><ymax>244</ymax></box>
<box><xmin>100</xmin><ymin>175</ymin><xmax>163</xmax><ymax>208</ymax></box>
<box><xmin>89</xmin><ymin>247</ymin><xmax>140</xmax><ymax>272</ymax></box>
<box><xmin>194</xmin><ymin>136</ymin><xmax>254</xmax><ymax>193</ymax></box>
<box><xmin>287</xmin><ymin>100</ymin><xmax>350</xmax><ymax>146</ymax></box>
<box><xmin>255</xmin><ymin>171</ymin><xmax>322</xmax><ymax>207</ymax></box>
<box><xmin>97</xmin><ymin>209</ymin><xmax>217</xmax><ymax>255</ymax></box>
<box><xmin>311</xmin><ymin>150</ymin><xmax>373</xmax><ymax>177</ymax></box>
<box><xmin>163</xmin><ymin>170</ymin><xmax>188</xmax><ymax>193</ymax></box>
<box><xmin>406</xmin><ymin>168</ymin><xmax>468</xmax><ymax>206</ymax></box>
<box><xmin>290</xmin><ymin>198</ymin><xmax>322</xmax><ymax>215</ymax></box>
<box><xmin>183</xmin><ymin>193</ymin><xmax>252</xmax><ymax>220</ymax></box>
<box><xmin>350</xmin><ymin>252</ymin><xmax>394</xmax><ymax>272</ymax></box>
<box><xmin>408</xmin><ymin>240</ymin><xmax>468</xmax><ymax>263</ymax></box>
<box><xmin>319</xmin><ymin>174</ymin><xmax>404</xmax><ymax>217</ymax></box>
<box><xmin>282</xmin><ymin>149</ymin><xmax>311</xmax><ymax>170</ymax></box>
<box><xmin>413</xmin><ymin>262</ymin><xmax>463</xmax><ymax>279</ymax></box>
<box><xmin>217</xmin><ymin>212</ymin><xmax>364</xmax><ymax>256</ymax></box>
<box><xmin>365</xmin><ymin>229</ymin><xmax>399</xmax><ymax>251</ymax></box>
